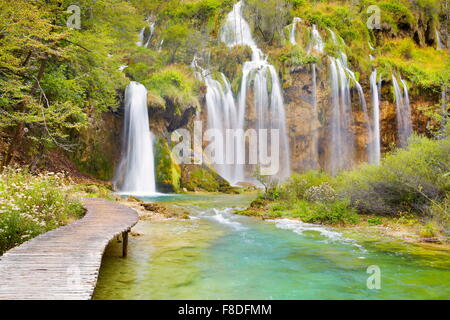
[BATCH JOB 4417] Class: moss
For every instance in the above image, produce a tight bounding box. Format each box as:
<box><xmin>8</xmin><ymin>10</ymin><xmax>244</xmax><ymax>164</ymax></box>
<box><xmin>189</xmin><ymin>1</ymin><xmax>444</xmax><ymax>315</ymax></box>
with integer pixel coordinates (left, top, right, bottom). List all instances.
<box><xmin>186</xmin><ymin>168</ymin><xmax>220</xmax><ymax>192</ymax></box>
<box><xmin>154</xmin><ymin>137</ymin><xmax>181</xmax><ymax>193</ymax></box>
<box><xmin>180</xmin><ymin>164</ymin><xmax>235</xmax><ymax>193</ymax></box>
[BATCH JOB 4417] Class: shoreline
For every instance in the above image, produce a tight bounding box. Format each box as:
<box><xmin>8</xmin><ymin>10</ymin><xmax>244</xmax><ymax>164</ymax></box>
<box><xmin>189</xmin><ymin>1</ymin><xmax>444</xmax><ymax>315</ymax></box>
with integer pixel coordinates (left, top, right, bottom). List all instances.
<box><xmin>115</xmin><ymin>190</ymin><xmax>450</xmax><ymax>251</ymax></box>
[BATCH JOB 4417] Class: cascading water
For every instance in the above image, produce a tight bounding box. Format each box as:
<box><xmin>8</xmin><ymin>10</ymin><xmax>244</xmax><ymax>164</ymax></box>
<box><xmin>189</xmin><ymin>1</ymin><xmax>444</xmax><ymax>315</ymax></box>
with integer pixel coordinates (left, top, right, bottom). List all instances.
<box><xmin>369</xmin><ymin>70</ymin><xmax>381</xmax><ymax>164</ymax></box>
<box><xmin>192</xmin><ymin>58</ymin><xmax>242</xmax><ymax>184</ymax></box>
<box><xmin>326</xmin><ymin>29</ymin><xmax>374</xmax><ymax>171</ymax></box>
<box><xmin>392</xmin><ymin>75</ymin><xmax>413</xmax><ymax>147</ymax></box>
<box><xmin>308</xmin><ymin>25</ymin><xmax>324</xmax><ymax>54</ymax></box>
<box><xmin>328</xmin><ymin>57</ymin><xmax>354</xmax><ymax>175</ymax></box>
<box><xmin>137</xmin><ymin>18</ymin><xmax>155</xmax><ymax>48</ymax></box>
<box><xmin>289</xmin><ymin>17</ymin><xmax>302</xmax><ymax>45</ymax></box>
<box><xmin>219</xmin><ymin>1</ymin><xmax>291</xmax><ymax>181</ymax></box>
<box><xmin>114</xmin><ymin>81</ymin><xmax>157</xmax><ymax>195</ymax></box>
<box><xmin>436</xmin><ymin>29</ymin><xmax>444</xmax><ymax>50</ymax></box>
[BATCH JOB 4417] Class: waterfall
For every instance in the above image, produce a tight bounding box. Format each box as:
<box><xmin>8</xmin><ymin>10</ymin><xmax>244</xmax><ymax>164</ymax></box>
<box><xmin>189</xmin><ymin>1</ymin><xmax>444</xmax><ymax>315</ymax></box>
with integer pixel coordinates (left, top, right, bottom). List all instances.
<box><xmin>192</xmin><ymin>58</ymin><xmax>242</xmax><ymax>184</ymax></box>
<box><xmin>392</xmin><ymin>75</ymin><xmax>413</xmax><ymax>147</ymax></box>
<box><xmin>137</xmin><ymin>18</ymin><xmax>155</xmax><ymax>48</ymax></box>
<box><xmin>328</xmin><ymin>57</ymin><xmax>354</xmax><ymax>175</ymax></box>
<box><xmin>369</xmin><ymin>70</ymin><xmax>381</xmax><ymax>164</ymax></box>
<box><xmin>144</xmin><ymin>22</ymin><xmax>155</xmax><ymax>48</ymax></box>
<box><xmin>436</xmin><ymin>29</ymin><xmax>444</xmax><ymax>50</ymax></box>
<box><xmin>307</xmin><ymin>25</ymin><xmax>324</xmax><ymax>54</ymax></box>
<box><xmin>136</xmin><ymin>27</ymin><xmax>145</xmax><ymax>46</ymax></box>
<box><xmin>114</xmin><ymin>82</ymin><xmax>157</xmax><ymax>195</ymax></box>
<box><xmin>219</xmin><ymin>1</ymin><xmax>291</xmax><ymax>181</ymax></box>
<box><xmin>289</xmin><ymin>17</ymin><xmax>302</xmax><ymax>45</ymax></box>
<box><xmin>158</xmin><ymin>39</ymin><xmax>164</xmax><ymax>52</ymax></box>
<box><xmin>326</xmin><ymin>27</ymin><xmax>375</xmax><ymax>169</ymax></box>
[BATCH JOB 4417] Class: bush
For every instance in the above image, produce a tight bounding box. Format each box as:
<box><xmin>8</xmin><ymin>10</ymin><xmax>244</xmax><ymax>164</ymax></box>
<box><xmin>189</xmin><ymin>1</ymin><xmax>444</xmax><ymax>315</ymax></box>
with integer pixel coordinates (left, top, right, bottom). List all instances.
<box><xmin>337</xmin><ymin>136</ymin><xmax>450</xmax><ymax>216</ymax></box>
<box><xmin>278</xmin><ymin>170</ymin><xmax>332</xmax><ymax>200</ymax></box>
<box><xmin>304</xmin><ymin>183</ymin><xmax>337</xmax><ymax>203</ymax></box>
<box><xmin>0</xmin><ymin>168</ymin><xmax>85</xmax><ymax>254</ymax></box>
<box><xmin>274</xmin><ymin>200</ymin><xmax>359</xmax><ymax>225</ymax></box>
<box><xmin>142</xmin><ymin>65</ymin><xmax>201</xmax><ymax>113</ymax></box>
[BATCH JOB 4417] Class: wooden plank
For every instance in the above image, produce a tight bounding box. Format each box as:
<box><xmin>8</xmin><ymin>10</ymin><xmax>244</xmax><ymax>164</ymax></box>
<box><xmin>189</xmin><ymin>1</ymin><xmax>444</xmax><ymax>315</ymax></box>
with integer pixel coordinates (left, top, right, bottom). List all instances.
<box><xmin>0</xmin><ymin>198</ymin><xmax>138</xmax><ymax>300</ymax></box>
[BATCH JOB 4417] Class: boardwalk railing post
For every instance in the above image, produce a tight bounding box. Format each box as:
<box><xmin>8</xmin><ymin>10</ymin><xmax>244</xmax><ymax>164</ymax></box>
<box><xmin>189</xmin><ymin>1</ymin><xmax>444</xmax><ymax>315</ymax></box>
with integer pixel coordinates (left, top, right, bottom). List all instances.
<box><xmin>122</xmin><ymin>231</ymin><xmax>129</xmax><ymax>258</ymax></box>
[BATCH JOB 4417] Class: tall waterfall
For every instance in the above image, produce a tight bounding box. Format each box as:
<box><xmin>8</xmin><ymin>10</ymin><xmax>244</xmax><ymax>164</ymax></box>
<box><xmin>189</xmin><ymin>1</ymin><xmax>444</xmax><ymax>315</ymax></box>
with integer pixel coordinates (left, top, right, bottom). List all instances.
<box><xmin>114</xmin><ymin>82</ymin><xmax>157</xmax><ymax>195</ymax></box>
<box><xmin>192</xmin><ymin>58</ymin><xmax>242</xmax><ymax>184</ymax></box>
<box><xmin>369</xmin><ymin>70</ymin><xmax>381</xmax><ymax>164</ymax></box>
<box><xmin>328</xmin><ymin>57</ymin><xmax>355</xmax><ymax>175</ymax></box>
<box><xmin>219</xmin><ymin>0</ymin><xmax>291</xmax><ymax>181</ymax></box>
<box><xmin>326</xmin><ymin>28</ymin><xmax>375</xmax><ymax>171</ymax></box>
<box><xmin>289</xmin><ymin>17</ymin><xmax>302</xmax><ymax>45</ymax></box>
<box><xmin>392</xmin><ymin>75</ymin><xmax>413</xmax><ymax>147</ymax></box>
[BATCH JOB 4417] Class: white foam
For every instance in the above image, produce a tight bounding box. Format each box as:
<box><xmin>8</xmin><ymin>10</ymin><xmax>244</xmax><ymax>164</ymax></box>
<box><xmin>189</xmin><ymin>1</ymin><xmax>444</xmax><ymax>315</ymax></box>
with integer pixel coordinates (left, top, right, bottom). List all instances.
<box><xmin>201</xmin><ymin>208</ymin><xmax>247</xmax><ymax>231</ymax></box>
<box><xmin>267</xmin><ymin>218</ymin><xmax>366</xmax><ymax>252</ymax></box>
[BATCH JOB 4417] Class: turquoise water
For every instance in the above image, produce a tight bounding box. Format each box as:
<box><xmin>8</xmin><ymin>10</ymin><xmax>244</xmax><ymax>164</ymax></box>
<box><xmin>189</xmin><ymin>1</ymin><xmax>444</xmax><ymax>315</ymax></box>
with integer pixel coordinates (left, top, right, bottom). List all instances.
<box><xmin>93</xmin><ymin>194</ymin><xmax>450</xmax><ymax>300</ymax></box>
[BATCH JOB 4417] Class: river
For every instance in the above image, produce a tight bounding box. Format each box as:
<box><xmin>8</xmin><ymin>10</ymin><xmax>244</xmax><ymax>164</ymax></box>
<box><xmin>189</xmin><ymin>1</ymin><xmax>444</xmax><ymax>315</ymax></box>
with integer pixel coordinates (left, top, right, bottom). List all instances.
<box><xmin>93</xmin><ymin>194</ymin><xmax>450</xmax><ymax>299</ymax></box>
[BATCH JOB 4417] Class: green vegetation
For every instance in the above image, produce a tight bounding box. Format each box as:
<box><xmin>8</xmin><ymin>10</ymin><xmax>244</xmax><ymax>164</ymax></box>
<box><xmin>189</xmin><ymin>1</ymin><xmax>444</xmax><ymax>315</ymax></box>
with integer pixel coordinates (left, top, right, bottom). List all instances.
<box><xmin>0</xmin><ymin>168</ymin><xmax>85</xmax><ymax>254</ymax></box>
<box><xmin>142</xmin><ymin>65</ymin><xmax>201</xmax><ymax>114</ymax></box>
<box><xmin>69</xmin><ymin>183</ymin><xmax>116</xmax><ymax>201</ymax></box>
<box><xmin>155</xmin><ymin>138</ymin><xmax>181</xmax><ymax>192</ymax></box>
<box><xmin>240</xmin><ymin>136</ymin><xmax>449</xmax><ymax>236</ymax></box>
<box><xmin>375</xmin><ymin>38</ymin><xmax>449</xmax><ymax>91</ymax></box>
<box><xmin>180</xmin><ymin>165</ymin><xmax>235</xmax><ymax>193</ymax></box>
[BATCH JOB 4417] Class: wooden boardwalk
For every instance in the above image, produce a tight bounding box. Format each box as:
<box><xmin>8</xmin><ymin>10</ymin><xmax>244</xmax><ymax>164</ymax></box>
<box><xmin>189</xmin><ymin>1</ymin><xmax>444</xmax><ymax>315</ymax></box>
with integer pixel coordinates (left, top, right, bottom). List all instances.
<box><xmin>0</xmin><ymin>198</ymin><xmax>138</xmax><ymax>300</ymax></box>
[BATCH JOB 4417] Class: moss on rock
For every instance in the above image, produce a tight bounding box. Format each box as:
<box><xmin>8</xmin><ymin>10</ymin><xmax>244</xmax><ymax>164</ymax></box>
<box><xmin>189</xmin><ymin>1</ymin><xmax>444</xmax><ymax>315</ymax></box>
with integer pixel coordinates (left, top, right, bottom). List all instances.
<box><xmin>154</xmin><ymin>137</ymin><xmax>181</xmax><ymax>193</ymax></box>
<box><xmin>180</xmin><ymin>164</ymin><xmax>236</xmax><ymax>193</ymax></box>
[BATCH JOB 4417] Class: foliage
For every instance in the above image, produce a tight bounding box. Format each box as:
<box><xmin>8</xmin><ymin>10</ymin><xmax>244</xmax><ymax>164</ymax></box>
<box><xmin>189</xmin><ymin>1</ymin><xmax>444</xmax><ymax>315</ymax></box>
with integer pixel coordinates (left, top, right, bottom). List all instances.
<box><xmin>375</xmin><ymin>38</ymin><xmax>449</xmax><ymax>91</ymax></box>
<box><xmin>142</xmin><ymin>65</ymin><xmax>201</xmax><ymax>114</ymax></box>
<box><xmin>336</xmin><ymin>135</ymin><xmax>450</xmax><ymax>217</ymax></box>
<box><xmin>70</xmin><ymin>183</ymin><xmax>116</xmax><ymax>201</ymax></box>
<box><xmin>0</xmin><ymin>0</ymin><xmax>140</xmax><ymax>168</ymax></box>
<box><xmin>0</xmin><ymin>167</ymin><xmax>85</xmax><ymax>254</ymax></box>
<box><xmin>247</xmin><ymin>136</ymin><xmax>449</xmax><ymax>229</ymax></box>
<box><xmin>278</xmin><ymin>171</ymin><xmax>332</xmax><ymax>200</ymax></box>
<box><xmin>277</xmin><ymin>46</ymin><xmax>319</xmax><ymax>67</ymax></box>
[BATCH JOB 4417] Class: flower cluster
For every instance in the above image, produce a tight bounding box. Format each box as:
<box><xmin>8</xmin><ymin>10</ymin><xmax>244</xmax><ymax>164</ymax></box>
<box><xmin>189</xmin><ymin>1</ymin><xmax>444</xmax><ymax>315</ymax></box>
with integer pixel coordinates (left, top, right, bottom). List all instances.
<box><xmin>304</xmin><ymin>183</ymin><xmax>337</xmax><ymax>203</ymax></box>
<box><xmin>0</xmin><ymin>167</ymin><xmax>84</xmax><ymax>254</ymax></box>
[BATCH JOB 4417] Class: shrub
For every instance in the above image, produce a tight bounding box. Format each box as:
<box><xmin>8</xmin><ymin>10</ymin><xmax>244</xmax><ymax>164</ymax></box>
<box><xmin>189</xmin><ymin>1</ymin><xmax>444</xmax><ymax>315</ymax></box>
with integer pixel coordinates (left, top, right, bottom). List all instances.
<box><xmin>142</xmin><ymin>65</ymin><xmax>201</xmax><ymax>113</ymax></box>
<box><xmin>304</xmin><ymin>183</ymin><xmax>337</xmax><ymax>203</ymax></box>
<box><xmin>337</xmin><ymin>136</ymin><xmax>450</xmax><ymax>216</ymax></box>
<box><xmin>288</xmin><ymin>199</ymin><xmax>359</xmax><ymax>225</ymax></box>
<box><xmin>0</xmin><ymin>168</ymin><xmax>85</xmax><ymax>254</ymax></box>
<box><xmin>279</xmin><ymin>170</ymin><xmax>332</xmax><ymax>200</ymax></box>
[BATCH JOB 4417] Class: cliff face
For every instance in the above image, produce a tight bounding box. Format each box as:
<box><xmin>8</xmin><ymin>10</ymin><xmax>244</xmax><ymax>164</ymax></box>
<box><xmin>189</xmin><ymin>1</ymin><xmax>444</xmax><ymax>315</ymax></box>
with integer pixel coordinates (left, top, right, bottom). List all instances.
<box><xmin>285</xmin><ymin>65</ymin><xmax>438</xmax><ymax>173</ymax></box>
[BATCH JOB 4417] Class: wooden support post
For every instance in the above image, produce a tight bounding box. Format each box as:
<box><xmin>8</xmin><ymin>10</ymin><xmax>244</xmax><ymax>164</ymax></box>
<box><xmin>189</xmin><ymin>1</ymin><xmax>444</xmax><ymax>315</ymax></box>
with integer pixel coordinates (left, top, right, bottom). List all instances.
<box><xmin>122</xmin><ymin>231</ymin><xmax>129</xmax><ymax>257</ymax></box>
